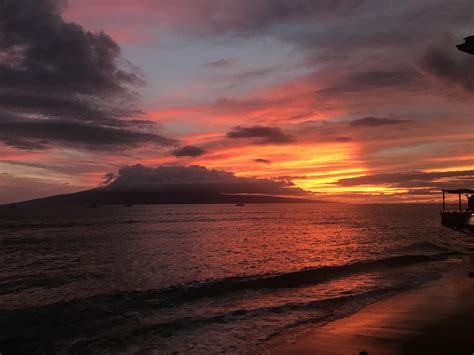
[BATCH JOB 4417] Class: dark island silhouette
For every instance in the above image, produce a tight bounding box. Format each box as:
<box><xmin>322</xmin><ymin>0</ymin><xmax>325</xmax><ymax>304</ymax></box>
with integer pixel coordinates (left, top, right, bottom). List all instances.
<box><xmin>6</xmin><ymin>189</ymin><xmax>320</xmax><ymax>207</ymax></box>
<box><xmin>4</xmin><ymin>34</ymin><xmax>472</xmax><ymax>209</ymax></box>
<box><xmin>3</xmin><ymin>164</ymin><xmax>323</xmax><ymax>207</ymax></box>
<box><xmin>3</xmin><ymin>165</ymin><xmax>326</xmax><ymax>206</ymax></box>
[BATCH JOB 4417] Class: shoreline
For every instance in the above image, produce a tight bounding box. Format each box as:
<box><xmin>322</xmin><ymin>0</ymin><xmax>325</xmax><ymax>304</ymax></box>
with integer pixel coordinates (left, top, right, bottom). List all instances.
<box><xmin>267</xmin><ymin>258</ymin><xmax>474</xmax><ymax>355</ymax></box>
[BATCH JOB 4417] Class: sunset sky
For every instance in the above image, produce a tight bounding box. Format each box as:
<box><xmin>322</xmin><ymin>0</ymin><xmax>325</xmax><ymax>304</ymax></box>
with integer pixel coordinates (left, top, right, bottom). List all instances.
<box><xmin>0</xmin><ymin>0</ymin><xmax>473</xmax><ymax>204</ymax></box>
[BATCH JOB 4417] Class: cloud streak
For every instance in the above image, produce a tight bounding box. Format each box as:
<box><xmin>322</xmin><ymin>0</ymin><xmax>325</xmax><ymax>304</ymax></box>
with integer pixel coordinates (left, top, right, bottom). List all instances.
<box><xmin>337</xmin><ymin>170</ymin><xmax>474</xmax><ymax>187</ymax></box>
<box><xmin>349</xmin><ymin>117</ymin><xmax>409</xmax><ymax>127</ymax></box>
<box><xmin>254</xmin><ymin>158</ymin><xmax>272</xmax><ymax>164</ymax></box>
<box><xmin>0</xmin><ymin>118</ymin><xmax>176</xmax><ymax>150</ymax></box>
<box><xmin>420</xmin><ymin>45</ymin><xmax>474</xmax><ymax>94</ymax></box>
<box><xmin>172</xmin><ymin>145</ymin><xmax>207</xmax><ymax>157</ymax></box>
<box><xmin>226</xmin><ymin>125</ymin><xmax>295</xmax><ymax>144</ymax></box>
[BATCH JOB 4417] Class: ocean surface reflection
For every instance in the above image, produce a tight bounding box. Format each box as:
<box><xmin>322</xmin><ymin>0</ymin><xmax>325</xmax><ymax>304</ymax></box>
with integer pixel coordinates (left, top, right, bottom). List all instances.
<box><xmin>0</xmin><ymin>203</ymin><xmax>463</xmax><ymax>353</ymax></box>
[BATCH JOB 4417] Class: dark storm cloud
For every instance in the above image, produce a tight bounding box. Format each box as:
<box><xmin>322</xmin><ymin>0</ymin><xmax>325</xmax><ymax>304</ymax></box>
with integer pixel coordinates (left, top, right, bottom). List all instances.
<box><xmin>347</xmin><ymin>69</ymin><xmax>422</xmax><ymax>90</ymax></box>
<box><xmin>0</xmin><ymin>0</ymin><xmax>173</xmax><ymax>151</ymax></box>
<box><xmin>177</xmin><ymin>0</ymin><xmax>367</xmax><ymax>35</ymax></box>
<box><xmin>420</xmin><ymin>46</ymin><xmax>474</xmax><ymax>93</ymax></box>
<box><xmin>0</xmin><ymin>92</ymin><xmax>142</xmax><ymax>126</ymax></box>
<box><xmin>0</xmin><ymin>0</ymin><xmax>142</xmax><ymax>96</ymax></box>
<box><xmin>318</xmin><ymin>68</ymin><xmax>422</xmax><ymax>98</ymax></box>
<box><xmin>254</xmin><ymin>158</ymin><xmax>272</xmax><ymax>164</ymax></box>
<box><xmin>105</xmin><ymin>164</ymin><xmax>308</xmax><ymax>195</ymax></box>
<box><xmin>267</xmin><ymin>0</ymin><xmax>473</xmax><ymax>106</ymax></box>
<box><xmin>337</xmin><ymin>170</ymin><xmax>474</xmax><ymax>187</ymax></box>
<box><xmin>282</xmin><ymin>1</ymin><xmax>471</xmax><ymax>54</ymax></box>
<box><xmin>1</xmin><ymin>137</ymin><xmax>48</xmax><ymax>150</ymax></box>
<box><xmin>226</xmin><ymin>125</ymin><xmax>295</xmax><ymax>144</ymax></box>
<box><xmin>172</xmin><ymin>145</ymin><xmax>207</xmax><ymax>157</ymax></box>
<box><xmin>0</xmin><ymin>118</ymin><xmax>176</xmax><ymax>151</ymax></box>
<box><xmin>394</xmin><ymin>179</ymin><xmax>474</xmax><ymax>189</ymax></box>
<box><xmin>349</xmin><ymin>117</ymin><xmax>409</xmax><ymax>127</ymax></box>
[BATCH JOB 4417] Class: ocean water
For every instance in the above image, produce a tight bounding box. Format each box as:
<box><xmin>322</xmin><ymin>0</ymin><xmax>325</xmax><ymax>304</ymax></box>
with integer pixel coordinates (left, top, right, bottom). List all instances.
<box><xmin>0</xmin><ymin>203</ymin><xmax>467</xmax><ymax>354</ymax></box>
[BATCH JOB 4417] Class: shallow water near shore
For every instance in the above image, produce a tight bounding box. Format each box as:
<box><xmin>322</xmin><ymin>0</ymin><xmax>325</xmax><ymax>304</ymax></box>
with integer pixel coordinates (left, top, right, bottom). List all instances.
<box><xmin>0</xmin><ymin>203</ymin><xmax>468</xmax><ymax>353</ymax></box>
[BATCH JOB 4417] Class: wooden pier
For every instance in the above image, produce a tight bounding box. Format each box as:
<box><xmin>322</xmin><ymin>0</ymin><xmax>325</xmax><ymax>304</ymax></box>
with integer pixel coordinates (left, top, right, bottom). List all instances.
<box><xmin>441</xmin><ymin>189</ymin><xmax>474</xmax><ymax>235</ymax></box>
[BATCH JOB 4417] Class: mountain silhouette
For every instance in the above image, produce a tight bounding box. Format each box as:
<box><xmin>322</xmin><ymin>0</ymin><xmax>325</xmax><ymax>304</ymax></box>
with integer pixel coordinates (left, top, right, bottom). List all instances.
<box><xmin>5</xmin><ymin>188</ymin><xmax>321</xmax><ymax>206</ymax></box>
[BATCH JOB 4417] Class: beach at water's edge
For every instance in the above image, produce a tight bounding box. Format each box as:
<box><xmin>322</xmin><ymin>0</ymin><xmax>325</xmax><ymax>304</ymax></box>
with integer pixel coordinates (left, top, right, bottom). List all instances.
<box><xmin>267</xmin><ymin>257</ymin><xmax>474</xmax><ymax>355</ymax></box>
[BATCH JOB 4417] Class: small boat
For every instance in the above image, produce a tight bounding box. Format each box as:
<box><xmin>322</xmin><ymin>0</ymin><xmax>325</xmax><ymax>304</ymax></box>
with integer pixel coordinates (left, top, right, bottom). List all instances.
<box><xmin>9</xmin><ymin>204</ymin><xmax>18</xmax><ymax>209</ymax></box>
<box><xmin>235</xmin><ymin>203</ymin><xmax>245</xmax><ymax>206</ymax></box>
<box><xmin>440</xmin><ymin>189</ymin><xmax>474</xmax><ymax>235</ymax></box>
<box><xmin>457</xmin><ymin>35</ymin><xmax>474</xmax><ymax>55</ymax></box>
<box><xmin>124</xmin><ymin>204</ymin><xmax>133</xmax><ymax>207</ymax></box>
<box><xmin>87</xmin><ymin>203</ymin><xmax>98</xmax><ymax>208</ymax></box>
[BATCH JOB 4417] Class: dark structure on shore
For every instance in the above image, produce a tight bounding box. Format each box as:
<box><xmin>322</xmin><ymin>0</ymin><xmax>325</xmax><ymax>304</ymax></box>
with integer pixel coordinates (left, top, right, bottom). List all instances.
<box><xmin>440</xmin><ymin>189</ymin><xmax>474</xmax><ymax>235</ymax></box>
<box><xmin>439</xmin><ymin>39</ymin><xmax>474</xmax><ymax>235</ymax></box>
<box><xmin>457</xmin><ymin>36</ymin><xmax>474</xmax><ymax>55</ymax></box>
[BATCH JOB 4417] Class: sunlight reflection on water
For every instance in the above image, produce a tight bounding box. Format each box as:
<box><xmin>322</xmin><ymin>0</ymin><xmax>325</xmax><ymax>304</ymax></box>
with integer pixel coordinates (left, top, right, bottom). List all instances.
<box><xmin>0</xmin><ymin>203</ymin><xmax>462</xmax><ymax>353</ymax></box>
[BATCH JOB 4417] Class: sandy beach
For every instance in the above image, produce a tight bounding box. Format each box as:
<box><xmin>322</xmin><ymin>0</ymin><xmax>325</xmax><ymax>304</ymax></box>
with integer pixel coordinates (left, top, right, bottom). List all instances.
<box><xmin>270</xmin><ymin>261</ymin><xmax>474</xmax><ymax>355</ymax></box>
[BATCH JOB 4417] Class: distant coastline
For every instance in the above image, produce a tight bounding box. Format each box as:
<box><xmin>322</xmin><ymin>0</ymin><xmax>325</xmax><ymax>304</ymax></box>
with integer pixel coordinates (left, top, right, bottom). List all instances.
<box><xmin>3</xmin><ymin>188</ymin><xmax>324</xmax><ymax>206</ymax></box>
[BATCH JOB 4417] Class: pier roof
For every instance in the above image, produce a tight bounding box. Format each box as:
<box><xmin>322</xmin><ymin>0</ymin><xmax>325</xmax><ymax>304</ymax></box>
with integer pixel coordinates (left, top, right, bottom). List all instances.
<box><xmin>442</xmin><ymin>189</ymin><xmax>474</xmax><ymax>194</ymax></box>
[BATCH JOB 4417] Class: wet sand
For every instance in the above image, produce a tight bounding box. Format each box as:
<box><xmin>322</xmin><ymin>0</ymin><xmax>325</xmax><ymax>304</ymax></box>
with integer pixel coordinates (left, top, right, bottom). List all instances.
<box><xmin>270</xmin><ymin>266</ymin><xmax>474</xmax><ymax>355</ymax></box>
